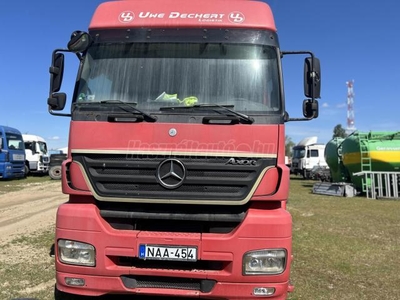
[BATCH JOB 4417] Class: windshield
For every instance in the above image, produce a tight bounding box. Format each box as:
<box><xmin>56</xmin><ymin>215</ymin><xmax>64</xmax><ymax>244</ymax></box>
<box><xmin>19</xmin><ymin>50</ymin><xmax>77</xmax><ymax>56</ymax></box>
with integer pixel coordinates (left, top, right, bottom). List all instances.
<box><xmin>38</xmin><ymin>142</ymin><xmax>48</xmax><ymax>154</ymax></box>
<box><xmin>75</xmin><ymin>43</ymin><xmax>281</xmax><ymax>114</ymax></box>
<box><xmin>5</xmin><ymin>133</ymin><xmax>24</xmax><ymax>151</ymax></box>
<box><xmin>292</xmin><ymin>147</ymin><xmax>306</xmax><ymax>159</ymax></box>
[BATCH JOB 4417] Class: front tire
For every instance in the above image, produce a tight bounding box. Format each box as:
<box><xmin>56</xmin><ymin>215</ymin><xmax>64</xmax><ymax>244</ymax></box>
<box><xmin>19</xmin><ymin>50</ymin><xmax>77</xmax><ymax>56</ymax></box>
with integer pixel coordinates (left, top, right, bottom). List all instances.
<box><xmin>54</xmin><ymin>286</ymin><xmax>91</xmax><ymax>300</ymax></box>
<box><xmin>54</xmin><ymin>286</ymin><xmax>75</xmax><ymax>300</ymax></box>
<box><xmin>24</xmin><ymin>165</ymin><xmax>30</xmax><ymax>177</ymax></box>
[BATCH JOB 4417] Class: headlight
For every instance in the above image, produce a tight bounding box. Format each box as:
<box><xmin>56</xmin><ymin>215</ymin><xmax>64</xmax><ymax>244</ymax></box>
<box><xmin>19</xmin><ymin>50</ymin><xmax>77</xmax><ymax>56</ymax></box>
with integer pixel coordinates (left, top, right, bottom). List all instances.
<box><xmin>243</xmin><ymin>249</ymin><xmax>286</xmax><ymax>275</ymax></box>
<box><xmin>58</xmin><ymin>239</ymin><xmax>96</xmax><ymax>267</ymax></box>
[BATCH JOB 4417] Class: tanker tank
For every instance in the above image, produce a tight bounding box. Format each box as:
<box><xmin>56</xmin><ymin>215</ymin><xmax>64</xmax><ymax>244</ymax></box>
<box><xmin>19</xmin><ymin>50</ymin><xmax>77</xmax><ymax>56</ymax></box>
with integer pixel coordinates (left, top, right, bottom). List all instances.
<box><xmin>341</xmin><ymin>131</ymin><xmax>400</xmax><ymax>191</ymax></box>
<box><xmin>324</xmin><ymin>137</ymin><xmax>349</xmax><ymax>183</ymax></box>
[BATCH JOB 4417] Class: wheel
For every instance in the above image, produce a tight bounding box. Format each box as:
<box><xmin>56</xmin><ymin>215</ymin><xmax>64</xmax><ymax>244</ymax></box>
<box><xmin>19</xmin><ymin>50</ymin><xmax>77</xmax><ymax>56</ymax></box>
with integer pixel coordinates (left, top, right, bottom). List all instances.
<box><xmin>24</xmin><ymin>165</ymin><xmax>30</xmax><ymax>176</ymax></box>
<box><xmin>54</xmin><ymin>286</ymin><xmax>75</xmax><ymax>300</ymax></box>
<box><xmin>49</xmin><ymin>165</ymin><xmax>62</xmax><ymax>180</ymax></box>
<box><xmin>54</xmin><ymin>285</ymin><xmax>87</xmax><ymax>300</ymax></box>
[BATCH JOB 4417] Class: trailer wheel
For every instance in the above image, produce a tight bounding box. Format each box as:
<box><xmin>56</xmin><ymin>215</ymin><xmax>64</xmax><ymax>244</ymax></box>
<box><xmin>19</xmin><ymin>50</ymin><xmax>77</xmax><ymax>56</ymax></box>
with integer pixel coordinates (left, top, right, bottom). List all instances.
<box><xmin>49</xmin><ymin>165</ymin><xmax>62</xmax><ymax>180</ymax></box>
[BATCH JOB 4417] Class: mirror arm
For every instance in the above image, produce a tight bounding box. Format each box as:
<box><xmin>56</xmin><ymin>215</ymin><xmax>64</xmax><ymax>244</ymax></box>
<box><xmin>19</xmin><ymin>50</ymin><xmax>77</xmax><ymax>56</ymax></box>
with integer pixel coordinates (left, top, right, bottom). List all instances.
<box><xmin>48</xmin><ymin>107</ymin><xmax>71</xmax><ymax>117</ymax></box>
<box><xmin>287</xmin><ymin>117</ymin><xmax>313</xmax><ymax>122</ymax></box>
<box><xmin>52</xmin><ymin>48</ymin><xmax>71</xmax><ymax>58</ymax></box>
<box><xmin>281</xmin><ymin>50</ymin><xmax>321</xmax><ymax>122</ymax></box>
<box><xmin>75</xmin><ymin>52</ymin><xmax>84</xmax><ymax>61</ymax></box>
<box><xmin>281</xmin><ymin>50</ymin><xmax>315</xmax><ymax>57</ymax></box>
<box><xmin>281</xmin><ymin>50</ymin><xmax>318</xmax><ymax>99</ymax></box>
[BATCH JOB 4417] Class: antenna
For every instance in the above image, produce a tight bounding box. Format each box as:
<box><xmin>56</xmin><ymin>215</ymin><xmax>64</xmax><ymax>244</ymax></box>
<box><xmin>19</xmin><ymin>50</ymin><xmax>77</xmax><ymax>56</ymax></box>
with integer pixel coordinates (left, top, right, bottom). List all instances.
<box><xmin>346</xmin><ymin>80</ymin><xmax>356</xmax><ymax>134</ymax></box>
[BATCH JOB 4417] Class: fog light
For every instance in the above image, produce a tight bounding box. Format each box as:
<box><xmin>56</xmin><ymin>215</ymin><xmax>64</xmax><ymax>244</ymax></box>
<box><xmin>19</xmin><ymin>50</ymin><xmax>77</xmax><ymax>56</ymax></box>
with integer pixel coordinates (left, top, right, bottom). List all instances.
<box><xmin>65</xmin><ymin>277</ymin><xmax>85</xmax><ymax>286</ymax></box>
<box><xmin>58</xmin><ymin>239</ymin><xmax>95</xmax><ymax>267</ymax></box>
<box><xmin>253</xmin><ymin>287</ymin><xmax>275</xmax><ymax>296</ymax></box>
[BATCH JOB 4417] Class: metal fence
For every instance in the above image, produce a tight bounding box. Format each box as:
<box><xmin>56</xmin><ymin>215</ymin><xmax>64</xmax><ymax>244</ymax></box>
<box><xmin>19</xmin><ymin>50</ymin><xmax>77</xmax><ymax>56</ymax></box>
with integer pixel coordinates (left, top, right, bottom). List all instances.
<box><xmin>354</xmin><ymin>171</ymin><xmax>400</xmax><ymax>199</ymax></box>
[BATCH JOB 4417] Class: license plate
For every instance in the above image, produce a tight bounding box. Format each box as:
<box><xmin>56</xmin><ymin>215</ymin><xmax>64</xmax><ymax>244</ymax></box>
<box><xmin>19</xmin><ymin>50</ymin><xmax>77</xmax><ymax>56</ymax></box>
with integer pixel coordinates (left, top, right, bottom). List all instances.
<box><xmin>139</xmin><ymin>244</ymin><xmax>197</xmax><ymax>261</ymax></box>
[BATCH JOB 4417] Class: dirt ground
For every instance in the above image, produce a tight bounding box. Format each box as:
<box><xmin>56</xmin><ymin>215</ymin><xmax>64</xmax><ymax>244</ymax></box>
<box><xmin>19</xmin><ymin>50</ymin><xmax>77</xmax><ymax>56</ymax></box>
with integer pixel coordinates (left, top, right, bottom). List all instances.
<box><xmin>0</xmin><ymin>182</ymin><xmax>196</xmax><ymax>299</ymax></box>
<box><xmin>0</xmin><ymin>181</ymin><xmax>67</xmax><ymax>246</ymax></box>
<box><xmin>0</xmin><ymin>181</ymin><xmax>68</xmax><ymax>299</ymax></box>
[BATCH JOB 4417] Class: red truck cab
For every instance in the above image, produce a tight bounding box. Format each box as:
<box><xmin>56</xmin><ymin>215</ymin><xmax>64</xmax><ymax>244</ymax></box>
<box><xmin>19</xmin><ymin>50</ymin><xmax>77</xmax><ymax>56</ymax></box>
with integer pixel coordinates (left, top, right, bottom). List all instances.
<box><xmin>48</xmin><ymin>1</ymin><xmax>321</xmax><ymax>299</ymax></box>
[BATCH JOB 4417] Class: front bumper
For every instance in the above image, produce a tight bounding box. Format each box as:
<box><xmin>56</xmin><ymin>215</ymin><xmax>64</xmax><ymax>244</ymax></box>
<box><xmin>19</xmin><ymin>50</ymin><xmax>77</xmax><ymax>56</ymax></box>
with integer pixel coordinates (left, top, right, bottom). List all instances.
<box><xmin>37</xmin><ymin>162</ymin><xmax>49</xmax><ymax>172</ymax></box>
<box><xmin>55</xmin><ymin>203</ymin><xmax>293</xmax><ymax>299</ymax></box>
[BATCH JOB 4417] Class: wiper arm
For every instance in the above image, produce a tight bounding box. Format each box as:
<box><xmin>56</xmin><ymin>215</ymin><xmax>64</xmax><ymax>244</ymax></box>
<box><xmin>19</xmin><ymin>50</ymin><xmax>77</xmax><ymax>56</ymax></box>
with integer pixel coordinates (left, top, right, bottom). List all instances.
<box><xmin>100</xmin><ymin>100</ymin><xmax>157</xmax><ymax>122</ymax></box>
<box><xmin>160</xmin><ymin>104</ymin><xmax>254</xmax><ymax>124</ymax></box>
<box><xmin>210</xmin><ymin>104</ymin><xmax>254</xmax><ymax>124</ymax></box>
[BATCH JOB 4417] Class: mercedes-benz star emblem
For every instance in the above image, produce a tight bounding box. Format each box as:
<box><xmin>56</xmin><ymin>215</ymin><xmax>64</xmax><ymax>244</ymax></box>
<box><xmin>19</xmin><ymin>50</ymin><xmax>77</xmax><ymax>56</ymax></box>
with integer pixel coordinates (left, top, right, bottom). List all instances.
<box><xmin>156</xmin><ymin>159</ymin><xmax>186</xmax><ymax>189</ymax></box>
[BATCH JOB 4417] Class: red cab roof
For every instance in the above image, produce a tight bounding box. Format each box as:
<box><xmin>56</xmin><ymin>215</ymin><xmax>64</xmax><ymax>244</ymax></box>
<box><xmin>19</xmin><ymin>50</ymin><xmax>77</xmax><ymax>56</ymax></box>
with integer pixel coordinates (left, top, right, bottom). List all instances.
<box><xmin>89</xmin><ymin>0</ymin><xmax>276</xmax><ymax>31</ymax></box>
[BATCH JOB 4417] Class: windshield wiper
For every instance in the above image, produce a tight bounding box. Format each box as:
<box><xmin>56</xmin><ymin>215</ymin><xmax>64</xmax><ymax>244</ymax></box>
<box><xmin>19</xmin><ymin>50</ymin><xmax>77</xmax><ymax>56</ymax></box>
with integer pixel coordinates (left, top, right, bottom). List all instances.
<box><xmin>100</xmin><ymin>100</ymin><xmax>157</xmax><ymax>122</ymax></box>
<box><xmin>160</xmin><ymin>104</ymin><xmax>254</xmax><ymax>124</ymax></box>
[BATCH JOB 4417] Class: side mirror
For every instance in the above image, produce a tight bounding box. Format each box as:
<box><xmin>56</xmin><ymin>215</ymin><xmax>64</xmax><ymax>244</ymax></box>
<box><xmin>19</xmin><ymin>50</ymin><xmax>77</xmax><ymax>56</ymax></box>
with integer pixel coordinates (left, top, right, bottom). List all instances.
<box><xmin>0</xmin><ymin>138</ymin><xmax>2</xmax><ymax>150</ymax></box>
<box><xmin>303</xmin><ymin>99</ymin><xmax>319</xmax><ymax>119</ymax></box>
<box><xmin>49</xmin><ymin>53</ymin><xmax>65</xmax><ymax>93</ymax></box>
<box><xmin>68</xmin><ymin>31</ymin><xmax>92</xmax><ymax>53</ymax></box>
<box><xmin>304</xmin><ymin>57</ymin><xmax>321</xmax><ymax>99</ymax></box>
<box><xmin>48</xmin><ymin>93</ymin><xmax>67</xmax><ymax>111</ymax></box>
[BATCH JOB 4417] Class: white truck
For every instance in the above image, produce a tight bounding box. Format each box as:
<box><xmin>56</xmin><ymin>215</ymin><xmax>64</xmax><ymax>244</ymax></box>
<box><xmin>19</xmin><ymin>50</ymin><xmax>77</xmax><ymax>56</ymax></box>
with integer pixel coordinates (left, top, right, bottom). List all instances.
<box><xmin>290</xmin><ymin>136</ymin><xmax>327</xmax><ymax>179</ymax></box>
<box><xmin>22</xmin><ymin>134</ymin><xmax>50</xmax><ymax>175</ymax></box>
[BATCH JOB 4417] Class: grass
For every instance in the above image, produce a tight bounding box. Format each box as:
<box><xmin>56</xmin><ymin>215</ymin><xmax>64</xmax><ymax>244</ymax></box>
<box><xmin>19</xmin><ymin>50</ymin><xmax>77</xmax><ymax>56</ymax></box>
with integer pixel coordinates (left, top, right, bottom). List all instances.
<box><xmin>287</xmin><ymin>177</ymin><xmax>400</xmax><ymax>300</ymax></box>
<box><xmin>0</xmin><ymin>228</ymin><xmax>55</xmax><ymax>300</ymax></box>
<box><xmin>1</xmin><ymin>177</ymin><xmax>400</xmax><ymax>299</ymax></box>
<box><xmin>0</xmin><ymin>175</ymin><xmax>53</xmax><ymax>194</ymax></box>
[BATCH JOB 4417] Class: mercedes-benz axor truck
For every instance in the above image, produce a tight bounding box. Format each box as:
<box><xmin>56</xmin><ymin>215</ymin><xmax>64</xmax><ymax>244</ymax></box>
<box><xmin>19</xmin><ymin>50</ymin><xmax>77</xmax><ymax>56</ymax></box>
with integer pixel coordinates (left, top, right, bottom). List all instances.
<box><xmin>47</xmin><ymin>1</ymin><xmax>321</xmax><ymax>299</ymax></box>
